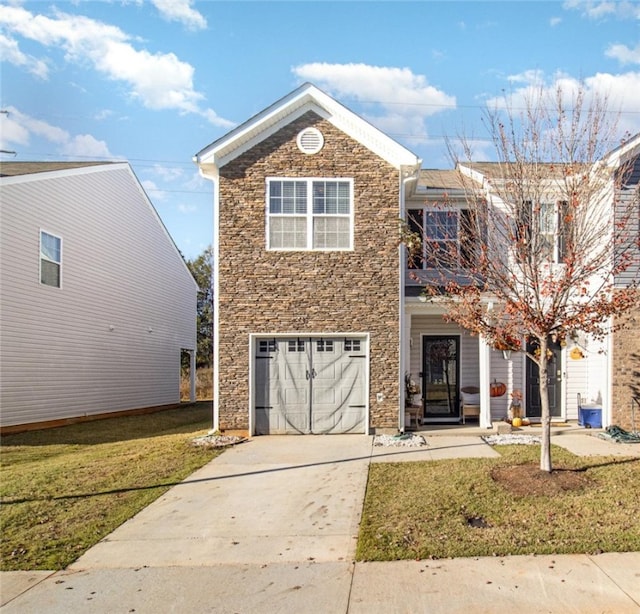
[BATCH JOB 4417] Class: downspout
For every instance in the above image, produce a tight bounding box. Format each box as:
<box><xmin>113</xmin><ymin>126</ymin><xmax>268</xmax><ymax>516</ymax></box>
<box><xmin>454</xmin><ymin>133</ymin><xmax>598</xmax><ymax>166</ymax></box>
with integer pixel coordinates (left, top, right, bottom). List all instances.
<box><xmin>398</xmin><ymin>164</ymin><xmax>420</xmax><ymax>432</ymax></box>
<box><xmin>194</xmin><ymin>159</ymin><xmax>220</xmax><ymax>433</ymax></box>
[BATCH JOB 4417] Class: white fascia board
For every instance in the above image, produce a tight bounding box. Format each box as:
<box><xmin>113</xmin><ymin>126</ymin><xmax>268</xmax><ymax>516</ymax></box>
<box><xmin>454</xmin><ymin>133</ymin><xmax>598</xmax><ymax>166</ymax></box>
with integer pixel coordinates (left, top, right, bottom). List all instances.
<box><xmin>0</xmin><ymin>162</ymin><xmax>128</xmax><ymax>186</ymax></box>
<box><xmin>194</xmin><ymin>83</ymin><xmax>420</xmax><ymax>173</ymax></box>
<box><xmin>603</xmin><ymin>132</ymin><xmax>640</xmax><ymax>167</ymax></box>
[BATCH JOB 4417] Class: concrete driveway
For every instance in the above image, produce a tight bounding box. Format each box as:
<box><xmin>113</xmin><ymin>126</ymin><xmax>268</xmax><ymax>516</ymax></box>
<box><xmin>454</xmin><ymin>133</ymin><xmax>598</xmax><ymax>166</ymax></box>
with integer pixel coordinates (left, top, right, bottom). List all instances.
<box><xmin>2</xmin><ymin>435</ymin><xmax>374</xmax><ymax>613</ymax></box>
<box><xmin>3</xmin><ymin>432</ymin><xmax>640</xmax><ymax>613</ymax></box>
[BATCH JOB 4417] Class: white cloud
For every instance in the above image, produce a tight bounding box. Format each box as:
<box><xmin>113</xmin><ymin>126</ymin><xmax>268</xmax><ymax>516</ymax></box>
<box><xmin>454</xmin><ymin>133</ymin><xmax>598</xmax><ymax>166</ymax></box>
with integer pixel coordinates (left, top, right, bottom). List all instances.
<box><xmin>292</xmin><ymin>63</ymin><xmax>455</xmax><ymax>140</ymax></box>
<box><xmin>606</xmin><ymin>43</ymin><xmax>640</xmax><ymax>65</ymax></box>
<box><xmin>0</xmin><ymin>32</ymin><xmax>49</xmax><ymax>78</ymax></box>
<box><xmin>61</xmin><ymin>134</ymin><xmax>115</xmax><ymax>158</ymax></box>
<box><xmin>563</xmin><ymin>0</ymin><xmax>640</xmax><ymax>19</ymax></box>
<box><xmin>151</xmin><ymin>0</ymin><xmax>207</xmax><ymax>31</ymax></box>
<box><xmin>485</xmin><ymin>70</ymin><xmax>640</xmax><ymax>139</ymax></box>
<box><xmin>550</xmin><ymin>16</ymin><xmax>562</xmax><ymax>27</ymax></box>
<box><xmin>153</xmin><ymin>164</ymin><xmax>184</xmax><ymax>182</ymax></box>
<box><xmin>0</xmin><ymin>106</ymin><xmax>117</xmax><ymax>159</ymax></box>
<box><xmin>178</xmin><ymin>203</ymin><xmax>197</xmax><ymax>214</ymax></box>
<box><xmin>0</xmin><ymin>4</ymin><xmax>231</xmax><ymax>127</ymax></box>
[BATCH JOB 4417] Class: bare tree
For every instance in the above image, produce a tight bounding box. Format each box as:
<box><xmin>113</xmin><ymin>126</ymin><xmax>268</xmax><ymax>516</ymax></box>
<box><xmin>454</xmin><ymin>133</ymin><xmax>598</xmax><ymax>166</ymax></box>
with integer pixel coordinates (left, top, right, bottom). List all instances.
<box><xmin>406</xmin><ymin>85</ymin><xmax>640</xmax><ymax>472</ymax></box>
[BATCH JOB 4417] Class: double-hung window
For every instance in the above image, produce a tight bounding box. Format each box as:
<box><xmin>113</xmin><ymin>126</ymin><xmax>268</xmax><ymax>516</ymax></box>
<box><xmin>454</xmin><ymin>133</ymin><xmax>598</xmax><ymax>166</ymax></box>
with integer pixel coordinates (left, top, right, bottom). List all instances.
<box><xmin>267</xmin><ymin>178</ymin><xmax>353</xmax><ymax>250</ymax></box>
<box><xmin>408</xmin><ymin>209</ymin><xmax>478</xmax><ymax>270</ymax></box>
<box><xmin>40</xmin><ymin>230</ymin><xmax>62</xmax><ymax>287</ymax></box>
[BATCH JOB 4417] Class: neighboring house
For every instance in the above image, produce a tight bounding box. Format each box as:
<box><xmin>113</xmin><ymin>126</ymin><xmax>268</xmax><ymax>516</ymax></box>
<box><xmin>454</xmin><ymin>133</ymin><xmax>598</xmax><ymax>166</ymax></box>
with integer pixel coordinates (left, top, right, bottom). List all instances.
<box><xmin>607</xmin><ymin>138</ymin><xmax>640</xmax><ymax>430</ymax></box>
<box><xmin>0</xmin><ymin>162</ymin><xmax>198</xmax><ymax>432</ymax></box>
<box><xmin>195</xmin><ymin>83</ymin><xmax>639</xmax><ymax>436</ymax></box>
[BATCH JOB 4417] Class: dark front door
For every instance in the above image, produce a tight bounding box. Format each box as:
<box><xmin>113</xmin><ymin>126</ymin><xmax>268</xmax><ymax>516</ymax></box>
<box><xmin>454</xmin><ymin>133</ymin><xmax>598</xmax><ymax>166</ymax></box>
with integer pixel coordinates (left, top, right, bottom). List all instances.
<box><xmin>422</xmin><ymin>336</ymin><xmax>459</xmax><ymax>420</ymax></box>
<box><xmin>526</xmin><ymin>337</ymin><xmax>562</xmax><ymax>418</ymax></box>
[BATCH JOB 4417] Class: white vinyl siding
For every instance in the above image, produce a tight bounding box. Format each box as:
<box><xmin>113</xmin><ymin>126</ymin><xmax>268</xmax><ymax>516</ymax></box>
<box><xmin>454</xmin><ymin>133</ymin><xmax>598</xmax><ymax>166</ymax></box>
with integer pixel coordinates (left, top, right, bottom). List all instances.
<box><xmin>0</xmin><ymin>164</ymin><xmax>197</xmax><ymax>428</ymax></box>
<box><xmin>266</xmin><ymin>178</ymin><xmax>353</xmax><ymax>250</ymax></box>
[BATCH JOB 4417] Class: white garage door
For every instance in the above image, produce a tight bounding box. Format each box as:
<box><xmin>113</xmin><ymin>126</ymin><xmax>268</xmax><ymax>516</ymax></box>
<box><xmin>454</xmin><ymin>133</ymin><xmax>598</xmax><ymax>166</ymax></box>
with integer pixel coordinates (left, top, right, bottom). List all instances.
<box><xmin>254</xmin><ymin>337</ymin><xmax>367</xmax><ymax>434</ymax></box>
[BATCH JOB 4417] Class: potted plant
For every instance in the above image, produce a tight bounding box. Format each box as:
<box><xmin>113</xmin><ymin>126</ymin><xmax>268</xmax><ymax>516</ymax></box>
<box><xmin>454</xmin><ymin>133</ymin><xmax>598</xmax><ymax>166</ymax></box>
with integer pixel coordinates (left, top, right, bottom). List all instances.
<box><xmin>509</xmin><ymin>389</ymin><xmax>523</xmax><ymax>421</ymax></box>
<box><xmin>405</xmin><ymin>373</ymin><xmax>420</xmax><ymax>406</ymax></box>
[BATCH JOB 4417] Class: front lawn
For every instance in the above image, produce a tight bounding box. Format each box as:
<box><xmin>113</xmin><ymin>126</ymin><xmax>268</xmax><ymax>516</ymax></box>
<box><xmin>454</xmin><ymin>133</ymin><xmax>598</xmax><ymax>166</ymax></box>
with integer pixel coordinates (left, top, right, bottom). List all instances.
<box><xmin>0</xmin><ymin>403</ymin><xmax>222</xmax><ymax>571</ymax></box>
<box><xmin>357</xmin><ymin>444</ymin><xmax>640</xmax><ymax>560</ymax></box>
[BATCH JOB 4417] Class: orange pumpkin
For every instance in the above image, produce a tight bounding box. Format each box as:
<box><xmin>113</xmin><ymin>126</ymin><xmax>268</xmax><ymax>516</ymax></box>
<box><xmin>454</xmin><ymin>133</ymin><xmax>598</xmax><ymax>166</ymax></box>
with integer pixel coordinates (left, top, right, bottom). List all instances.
<box><xmin>490</xmin><ymin>380</ymin><xmax>507</xmax><ymax>397</ymax></box>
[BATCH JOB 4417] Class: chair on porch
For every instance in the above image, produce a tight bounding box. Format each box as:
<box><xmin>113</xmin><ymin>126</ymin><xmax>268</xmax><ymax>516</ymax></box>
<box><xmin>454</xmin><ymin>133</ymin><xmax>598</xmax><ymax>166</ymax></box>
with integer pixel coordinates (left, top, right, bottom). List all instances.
<box><xmin>460</xmin><ymin>386</ymin><xmax>481</xmax><ymax>424</ymax></box>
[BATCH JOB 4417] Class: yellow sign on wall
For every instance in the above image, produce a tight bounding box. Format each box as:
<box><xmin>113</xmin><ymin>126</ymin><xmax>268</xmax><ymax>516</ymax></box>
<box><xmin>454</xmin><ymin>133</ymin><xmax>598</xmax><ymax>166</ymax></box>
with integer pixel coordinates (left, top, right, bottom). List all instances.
<box><xmin>570</xmin><ymin>347</ymin><xmax>585</xmax><ymax>360</ymax></box>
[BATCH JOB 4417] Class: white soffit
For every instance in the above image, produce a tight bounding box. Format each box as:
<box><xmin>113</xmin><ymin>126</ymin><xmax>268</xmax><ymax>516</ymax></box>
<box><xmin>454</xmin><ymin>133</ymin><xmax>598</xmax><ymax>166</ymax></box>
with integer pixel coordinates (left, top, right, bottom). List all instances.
<box><xmin>195</xmin><ymin>83</ymin><xmax>420</xmax><ymax>173</ymax></box>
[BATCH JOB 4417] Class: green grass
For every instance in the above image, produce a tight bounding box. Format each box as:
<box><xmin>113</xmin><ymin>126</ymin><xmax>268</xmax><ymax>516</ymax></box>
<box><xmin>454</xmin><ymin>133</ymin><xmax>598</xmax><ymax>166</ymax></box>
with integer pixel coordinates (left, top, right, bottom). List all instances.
<box><xmin>357</xmin><ymin>444</ymin><xmax>640</xmax><ymax>561</ymax></box>
<box><xmin>0</xmin><ymin>403</ymin><xmax>222</xmax><ymax>571</ymax></box>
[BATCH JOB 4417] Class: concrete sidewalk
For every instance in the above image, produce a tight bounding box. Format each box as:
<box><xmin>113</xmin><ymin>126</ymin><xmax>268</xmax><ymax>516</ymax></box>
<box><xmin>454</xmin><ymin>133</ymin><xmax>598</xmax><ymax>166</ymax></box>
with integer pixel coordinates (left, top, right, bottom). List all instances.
<box><xmin>2</xmin><ymin>432</ymin><xmax>639</xmax><ymax>613</ymax></box>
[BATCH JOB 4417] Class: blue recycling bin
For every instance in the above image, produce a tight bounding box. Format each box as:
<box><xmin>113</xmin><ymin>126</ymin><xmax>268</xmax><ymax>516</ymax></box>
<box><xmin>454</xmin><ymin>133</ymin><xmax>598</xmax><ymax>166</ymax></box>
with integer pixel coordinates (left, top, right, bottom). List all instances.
<box><xmin>578</xmin><ymin>406</ymin><xmax>602</xmax><ymax>428</ymax></box>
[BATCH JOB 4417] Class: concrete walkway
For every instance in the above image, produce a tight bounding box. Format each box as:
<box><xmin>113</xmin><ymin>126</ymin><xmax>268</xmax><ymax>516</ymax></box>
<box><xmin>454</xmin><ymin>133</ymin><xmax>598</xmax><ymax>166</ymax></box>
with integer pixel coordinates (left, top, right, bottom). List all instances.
<box><xmin>2</xmin><ymin>432</ymin><xmax>640</xmax><ymax>613</ymax></box>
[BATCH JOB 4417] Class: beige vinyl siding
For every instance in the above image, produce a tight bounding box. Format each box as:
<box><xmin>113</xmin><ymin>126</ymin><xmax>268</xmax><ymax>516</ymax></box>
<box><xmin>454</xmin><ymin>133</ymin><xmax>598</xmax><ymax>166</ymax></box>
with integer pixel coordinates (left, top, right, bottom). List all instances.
<box><xmin>0</xmin><ymin>164</ymin><xmax>197</xmax><ymax>428</ymax></box>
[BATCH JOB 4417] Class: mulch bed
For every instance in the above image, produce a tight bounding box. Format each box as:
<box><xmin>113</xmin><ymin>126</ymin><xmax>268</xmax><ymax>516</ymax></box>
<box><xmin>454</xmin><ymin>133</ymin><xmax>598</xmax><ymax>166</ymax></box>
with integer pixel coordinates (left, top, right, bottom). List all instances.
<box><xmin>491</xmin><ymin>463</ymin><xmax>593</xmax><ymax>496</ymax></box>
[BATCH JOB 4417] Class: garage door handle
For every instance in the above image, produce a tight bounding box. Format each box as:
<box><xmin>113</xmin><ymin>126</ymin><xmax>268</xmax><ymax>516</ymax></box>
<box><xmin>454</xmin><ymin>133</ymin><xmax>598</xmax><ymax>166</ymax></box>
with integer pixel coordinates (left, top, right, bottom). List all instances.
<box><xmin>306</xmin><ymin>369</ymin><xmax>317</xmax><ymax>380</ymax></box>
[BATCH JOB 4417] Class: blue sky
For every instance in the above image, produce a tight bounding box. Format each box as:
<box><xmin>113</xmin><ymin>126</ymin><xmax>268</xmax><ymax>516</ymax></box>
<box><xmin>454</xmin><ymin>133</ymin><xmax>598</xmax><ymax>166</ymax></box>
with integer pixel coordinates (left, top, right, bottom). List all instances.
<box><xmin>2</xmin><ymin>1</ymin><xmax>639</xmax><ymax>260</ymax></box>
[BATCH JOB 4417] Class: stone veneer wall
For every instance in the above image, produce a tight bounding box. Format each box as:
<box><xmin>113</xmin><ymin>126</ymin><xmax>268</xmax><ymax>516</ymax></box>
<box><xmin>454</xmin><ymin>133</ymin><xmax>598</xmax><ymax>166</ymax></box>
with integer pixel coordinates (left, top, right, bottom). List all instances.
<box><xmin>611</xmin><ymin>295</ymin><xmax>640</xmax><ymax>430</ymax></box>
<box><xmin>217</xmin><ymin>111</ymin><xmax>402</xmax><ymax>432</ymax></box>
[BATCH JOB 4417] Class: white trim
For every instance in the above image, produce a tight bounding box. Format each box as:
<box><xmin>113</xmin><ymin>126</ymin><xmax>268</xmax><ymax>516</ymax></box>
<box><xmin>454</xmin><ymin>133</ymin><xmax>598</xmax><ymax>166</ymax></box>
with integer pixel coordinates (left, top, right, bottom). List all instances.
<box><xmin>194</xmin><ymin>83</ymin><xmax>421</xmax><ymax>172</ymax></box>
<box><xmin>249</xmin><ymin>332</ymin><xmax>370</xmax><ymax>435</ymax></box>
<box><xmin>479</xmin><ymin>337</ymin><xmax>492</xmax><ymax>428</ymax></box>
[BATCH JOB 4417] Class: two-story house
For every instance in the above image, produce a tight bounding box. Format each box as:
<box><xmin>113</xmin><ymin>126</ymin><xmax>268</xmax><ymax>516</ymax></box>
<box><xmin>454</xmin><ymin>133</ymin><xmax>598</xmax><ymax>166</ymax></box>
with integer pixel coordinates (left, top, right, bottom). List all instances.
<box><xmin>0</xmin><ymin>162</ymin><xmax>198</xmax><ymax>432</ymax></box>
<box><xmin>195</xmin><ymin>83</ymin><xmax>639</xmax><ymax>436</ymax></box>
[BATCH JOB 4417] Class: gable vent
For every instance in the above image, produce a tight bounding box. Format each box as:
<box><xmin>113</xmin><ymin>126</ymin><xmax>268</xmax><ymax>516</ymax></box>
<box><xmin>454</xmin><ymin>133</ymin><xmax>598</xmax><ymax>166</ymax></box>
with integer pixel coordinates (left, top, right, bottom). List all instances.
<box><xmin>297</xmin><ymin>127</ymin><xmax>324</xmax><ymax>155</ymax></box>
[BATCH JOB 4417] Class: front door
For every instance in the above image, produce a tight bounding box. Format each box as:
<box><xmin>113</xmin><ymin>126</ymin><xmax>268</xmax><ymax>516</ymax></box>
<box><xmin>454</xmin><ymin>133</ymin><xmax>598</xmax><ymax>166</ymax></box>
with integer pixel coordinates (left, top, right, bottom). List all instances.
<box><xmin>526</xmin><ymin>337</ymin><xmax>563</xmax><ymax>418</ymax></box>
<box><xmin>421</xmin><ymin>336</ymin><xmax>459</xmax><ymax>421</ymax></box>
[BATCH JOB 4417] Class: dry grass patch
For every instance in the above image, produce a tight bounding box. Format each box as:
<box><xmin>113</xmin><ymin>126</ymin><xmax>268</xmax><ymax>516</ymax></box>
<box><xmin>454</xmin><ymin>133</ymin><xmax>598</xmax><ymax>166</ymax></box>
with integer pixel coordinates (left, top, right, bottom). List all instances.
<box><xmin>0</xmin><ymin>403</ymin><xmax>221</xmax><ymax>571</ymax></box>
<box><xmin>357</xmin><ymin>444</ymin><xmax>640</xmax><ymax>561</ymax></box>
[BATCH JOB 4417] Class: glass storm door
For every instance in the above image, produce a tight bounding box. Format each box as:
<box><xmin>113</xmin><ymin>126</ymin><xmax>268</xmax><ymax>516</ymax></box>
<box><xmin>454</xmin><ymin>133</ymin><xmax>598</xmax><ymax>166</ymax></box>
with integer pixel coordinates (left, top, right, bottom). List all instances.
<box><xmin>422</xmin><ymin>336</ymin><xmax>459</xmax><ymax>419</ymax></box>
<box><xmin>526</xmin><ymin>338</ymin><xmax>562</xmax><ymax>418</ymax></box>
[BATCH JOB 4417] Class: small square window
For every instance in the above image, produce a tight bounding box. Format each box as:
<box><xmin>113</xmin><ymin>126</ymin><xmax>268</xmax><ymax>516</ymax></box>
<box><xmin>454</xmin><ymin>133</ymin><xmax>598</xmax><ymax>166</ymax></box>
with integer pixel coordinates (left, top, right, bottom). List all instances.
<box><xmin>288</xmin><ymin>339</ymin><xmax>305</xmax><ymax>352</ymax></box>
<box><xmin>259</xmin><ymin>339</ymin><xmax>276</xmax><ymax>353</ymax></box>
<box><xmin>316</xmin><ymin>339</ymin><xmax>334</xmax><ymax>352</ymax></box>
<box><xmin>345</xmin><ymin>339</ymin><xmax>361</xmax><ymax>352</ymax></box>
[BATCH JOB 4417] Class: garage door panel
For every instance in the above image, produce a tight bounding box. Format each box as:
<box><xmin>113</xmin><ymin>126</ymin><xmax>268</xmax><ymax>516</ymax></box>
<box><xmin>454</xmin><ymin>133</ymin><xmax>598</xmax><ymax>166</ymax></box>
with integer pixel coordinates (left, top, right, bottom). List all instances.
<box><xmin>254</xmin><ymin>336</ymin><xmax>366</xmax><ymax>435</ymax></box>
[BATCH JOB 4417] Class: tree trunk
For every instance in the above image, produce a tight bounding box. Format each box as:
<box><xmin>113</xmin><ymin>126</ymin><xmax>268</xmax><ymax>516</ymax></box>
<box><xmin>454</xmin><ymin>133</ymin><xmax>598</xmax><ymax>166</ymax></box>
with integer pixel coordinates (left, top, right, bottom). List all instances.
<box><xmin>538</xmin><ymin>337</ymin><xmax>552</xmax><ymax>472</ymax></box>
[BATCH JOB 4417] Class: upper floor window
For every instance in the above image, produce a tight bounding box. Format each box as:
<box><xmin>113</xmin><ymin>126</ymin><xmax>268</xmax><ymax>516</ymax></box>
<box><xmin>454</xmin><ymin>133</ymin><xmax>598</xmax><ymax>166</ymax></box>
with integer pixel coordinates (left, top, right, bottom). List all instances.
<box><xmin>266</xmin><ymin>178</ymin><xmax>353</xmax><ymax>250</ymax></box>
<box><xmin>407</xmin><ymin>209</ymin><xmax>478</xmax><ymax>270</ymax></box>
<box><xmin>40</xmin><ymin>231</ymin><xmax>62</xmax><ymax>287</ymax></box>
<box><xmin>517</xmin><ymin>201</ymin><xmax>569</xmax><ymax>264</ymax></box>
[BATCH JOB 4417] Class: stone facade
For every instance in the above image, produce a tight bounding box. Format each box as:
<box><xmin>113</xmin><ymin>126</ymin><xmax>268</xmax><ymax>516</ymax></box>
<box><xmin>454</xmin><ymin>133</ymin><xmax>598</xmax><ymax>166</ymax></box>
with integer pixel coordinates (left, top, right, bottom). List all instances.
<box><xmin>217</xmin><ymin>111</ymin><xmax>402</xmax><ymax>432</ymax></box>
<box><xmin>611</xmin><ymin>295</ymin><xmax>640</xmax><ymax>430</ymax></box>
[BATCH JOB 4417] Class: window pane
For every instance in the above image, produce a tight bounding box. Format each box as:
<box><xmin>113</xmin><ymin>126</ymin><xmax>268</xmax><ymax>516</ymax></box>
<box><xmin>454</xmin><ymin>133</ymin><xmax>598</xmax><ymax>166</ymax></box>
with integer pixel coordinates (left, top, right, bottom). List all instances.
<box><xmin>270</xmin><ymin>216</ymin><xmax>307</xmax><ymax>249</ymax></box>
<box><xmin>425</xmin><ymin>211</ymin><xmax>457</xmax><ymax>240</ymax></box>
<box><xmin>312</xmin><ymin>181</ymin><xmax>350</xmax><ymax>215</ymax></box>
<box><xmin>41</xmin><ymin>260</ymin><xmax>60</xmax><ymax>287</ymax></box>
<box><xmin>269</xmin><ymin>180</ymin><xmax>306</xmax><ymax>214</ymax></box>
<box><xmin>41</xmin><ymin>232</ymin><xmax>61</xmax><ymax>262</ymax></box>
<box><xmin>313</xmin><ymin>217</ymin><xmax>350</xmax><ymax>249</ymax></box>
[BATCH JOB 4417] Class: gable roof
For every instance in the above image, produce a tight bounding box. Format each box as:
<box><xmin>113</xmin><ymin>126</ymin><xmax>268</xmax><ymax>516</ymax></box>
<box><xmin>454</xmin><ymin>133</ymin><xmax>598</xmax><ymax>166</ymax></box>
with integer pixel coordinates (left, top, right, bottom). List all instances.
<box><xmin>194</xmin><ymin>83</ymin><xmax>421</xmax><ymax>177</ymax></box>
<box><xmin>0</xmin><ymin>161</ymin><xmax>115</xmax><ymax>177</ymax></box>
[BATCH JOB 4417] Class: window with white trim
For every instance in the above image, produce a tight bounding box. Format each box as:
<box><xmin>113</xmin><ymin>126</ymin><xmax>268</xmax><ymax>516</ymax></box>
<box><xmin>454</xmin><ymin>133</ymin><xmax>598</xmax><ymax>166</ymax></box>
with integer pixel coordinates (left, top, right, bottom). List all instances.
<box><xmin>407</xmin><ymin>209</ymin><xmax>479</xmax><ymax>270</ymax></box>
<box><xmin>267</xmin><ymin>178</ymin><xmax>353</xmax><ymax>250</ymax></box>
<box><xmin>40</xmin><ymin>231</ymin><xmax>62</xmax><ymax>287</ymax></box>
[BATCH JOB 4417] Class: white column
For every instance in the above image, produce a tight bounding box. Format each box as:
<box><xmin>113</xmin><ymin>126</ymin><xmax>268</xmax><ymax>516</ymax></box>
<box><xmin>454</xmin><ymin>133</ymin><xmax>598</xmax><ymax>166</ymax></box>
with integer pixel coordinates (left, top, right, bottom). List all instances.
<box><xmin>479</xmin><ymin>336</ymin><xmax>492</xmax><ymax>429</ymax></box>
